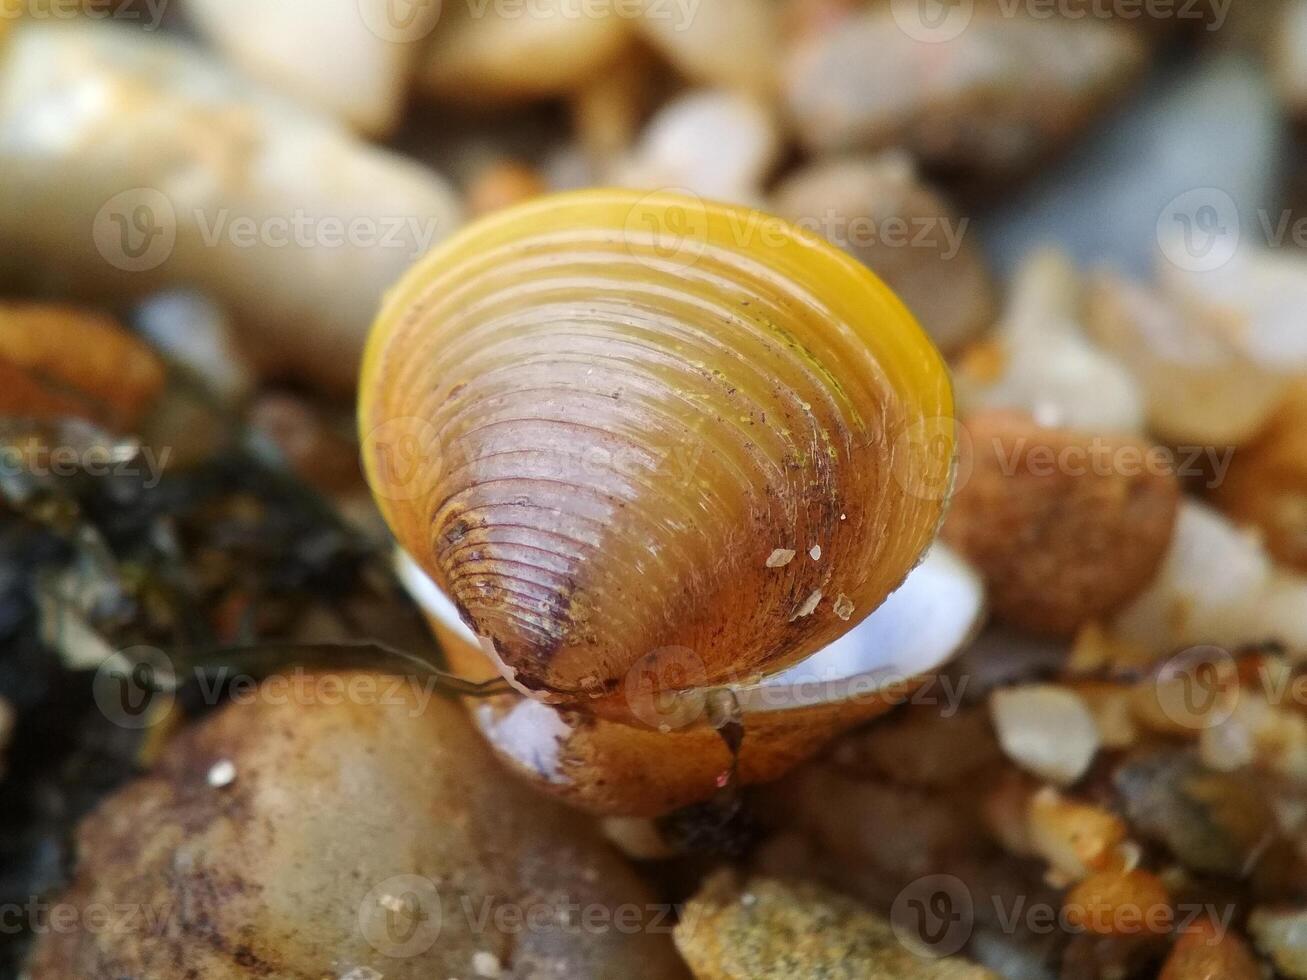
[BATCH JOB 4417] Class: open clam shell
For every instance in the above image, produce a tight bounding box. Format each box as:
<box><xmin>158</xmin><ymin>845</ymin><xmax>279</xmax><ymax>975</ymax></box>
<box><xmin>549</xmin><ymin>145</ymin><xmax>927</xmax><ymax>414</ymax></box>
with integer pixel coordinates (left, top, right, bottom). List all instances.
<box><xmin>398</xmin><ymin>544</ymin><xmax>985</xmax><ymax>816</ymax></box>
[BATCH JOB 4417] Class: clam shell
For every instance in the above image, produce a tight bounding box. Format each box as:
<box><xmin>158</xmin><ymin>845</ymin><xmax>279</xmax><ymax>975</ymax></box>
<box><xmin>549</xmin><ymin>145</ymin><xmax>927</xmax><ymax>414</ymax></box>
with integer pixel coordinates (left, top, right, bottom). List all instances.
<box><xmin>399</xmin><ymin>543</ymin><xmax>985</xmax><ymax>816</ymax></box>
<box><xmin>360</xmin><ymin>189</ymin><xmax>954</xmax><ymax>713</ymax></box>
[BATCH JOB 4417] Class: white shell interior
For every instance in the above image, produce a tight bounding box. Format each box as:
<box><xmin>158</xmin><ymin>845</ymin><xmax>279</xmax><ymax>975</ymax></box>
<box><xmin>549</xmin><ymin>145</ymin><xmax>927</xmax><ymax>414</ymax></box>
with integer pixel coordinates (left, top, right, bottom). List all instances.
<box><xmin>396</xmin><ymin>542</ymin><xmax>986</xmax><ymax>716</ymax></box>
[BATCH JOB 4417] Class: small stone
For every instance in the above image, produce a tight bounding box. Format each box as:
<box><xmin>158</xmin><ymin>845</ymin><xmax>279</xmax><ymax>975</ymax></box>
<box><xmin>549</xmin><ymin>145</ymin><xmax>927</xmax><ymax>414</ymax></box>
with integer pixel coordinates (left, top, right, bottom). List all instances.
<box><xmin>1113</xmin><ymin>750</ymin><xmax>1277</xmax><ymax>876</ymax></box>
<box><xmin>1027</xmin><ymin>788</ymin><xmax>1128</xmax><ymax>882</ymax></box>
<box><xmin>472</xmin><ymin>949</ymin><xmax>502</xmax><ymax>977</ymax></box>
<box><xmin>674</xmin><ymin>871</ymin><xmax>998</xmax><ymax>979</ymax></box>
<box><xmin>1160</xmin><ymin>918</ymin><xmax>1261</xmax><ymax>980</ymax></box>
<box><xmin>809</xmin><ymin>545</ymin><xmax>821</xmax><ymax>561</ymax></box>
<box><xmin>990</xmin><ymin>686</ymin><xmax>1100</xmax><ymax>786</ymax></box>
<box><xmin>206</xmin><ymin>760</ymin><xmax>236</xmax><ymax>788</ymax></box>
<box><xmin>790</xmin><ymin>589</ymin><xmax>822</xmax><ymax>620</ymax></box>
<box><xmin>766</xmin><ymin>548</ymin><xmax>796</xmax><ymax>568</ymax></box>
<box><xmin>833</xmin><ymin>594</ymin><xmax>854</xmax><ymax>621</ymax></box>
<box><xmin>466</xmin><ymin>160</ymin><xmax>547</xmax><ymax>218</ymax></box>
<box><xmin>1249</xmin><ymin>907</ymin><xmax>1307</xmax><ymax>979</ymax></box>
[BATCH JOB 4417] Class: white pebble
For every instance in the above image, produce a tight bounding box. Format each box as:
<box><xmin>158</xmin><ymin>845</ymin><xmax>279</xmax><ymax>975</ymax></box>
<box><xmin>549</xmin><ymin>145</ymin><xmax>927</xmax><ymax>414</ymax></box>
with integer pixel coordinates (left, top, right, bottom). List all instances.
<box><xmin>990</xmin><ymin>686</ymin><xmax>1100</xmax><ymax>786</ymax></box>
<box><xmin>206</xmin><ymin>759</ymin><xmax>237</xmax><ymax>788</ymax></box>
<box><xmin>472</xmin><ymin>950</ymin><xmax>502</xmax><ymax>978</ymax></box>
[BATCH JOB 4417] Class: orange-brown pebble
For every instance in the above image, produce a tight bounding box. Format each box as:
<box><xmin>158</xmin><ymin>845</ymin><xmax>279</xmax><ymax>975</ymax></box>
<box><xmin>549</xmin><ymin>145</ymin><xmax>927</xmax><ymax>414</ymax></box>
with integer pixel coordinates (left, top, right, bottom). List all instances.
<box><xmin>465</xmin><ymin>160</ymin><xmax>548</xmax><ymax>217</ymax></box>
<box><xmin>1064</xmin><ymin>869</ymin><xmax>1172</xmax><ymax>937</ymax></box>
<box><xmin>1161</xmin><ymin>918</ymin><xmax>1262</xmax><ymax>980</ymax></box>
<box><xmin>941</xmin><ymin>409</ymin><xmax>1180</xmax><ymax>635</ymax></box>
<box><xmin>0</xmin><ymin>304</ymin><xmax>165</xmax><ymax>430</ymax></box>
<box><xmin>1211</xmin><ymin>383</ymin><xmax>1307</xmax><ymax>572</ymax></box>
<box><xmin>1027</xmin><ymin>788</ymin><xmax>1129</xmax><ymax>881</ymax></box>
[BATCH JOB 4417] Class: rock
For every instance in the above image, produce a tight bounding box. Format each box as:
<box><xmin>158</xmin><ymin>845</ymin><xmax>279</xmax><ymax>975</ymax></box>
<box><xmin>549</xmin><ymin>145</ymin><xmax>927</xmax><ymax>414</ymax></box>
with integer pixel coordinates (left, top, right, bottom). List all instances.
<box><xmin>942</xmin><ymin>409</ymin><xmax>1179</xmax><ymax>635</ymax></box>
<box><xmin>1249</xmin><ymin>906</ymin><xmax>1307</xmax><ymax>979</ymax></box>
<box><xmin>1160</xmin><ymin>918</ymin><xmax>1262</xmax><ymax>980</ymax></box>
<box><xmin>185</xmin><ymin>0</ymin><xmax>438</xmax><ymax>134</ymax></box>
<box><xmin>783</xmin><ymin>9</ymin><xmax>1145</xmax><ymax>183</ymax></box>
<box><xmin>1113</xmin><ymin>750</ymin><xmax>1277</xmax><ymax>877</ymax></box>
<box><xmin>0</xmin><ymin>22</ymin><xmax>462</xmax><ymax>393</ymax></box>
<box><xmin>612</xmin><ymin>89</ymin><xmax>779</xmax><ymax>206</ymax></box>
<box><xmin>673</xmin><ymin>871</ymin><xmax>998</xmax><ymax>979</ymax></box>
<box><xmin>989</xmin><ymin>686</ymin><xmax>1100</xmax><ymax>786</ymax></box>
<box><xmin>418</xmin><ymin>0</ymin><xmax>631</xmax><ymax>105</ymax></box>
<box><xmin>0</xmin><ymin>303</ymin><xmax>166</xmax><ymax>431</ymax></box>
<box><xmin>134</xmin><ymin>291</ymin><xmax>253</xmax><ymax>405</ymax></box>
<box><xmin>980</xmin><ymin>53</ymin><xmax>1285</xmax><ymax>279</ymax></box>
<box><xmin>957</xmin><ymin>250</ymin><xmax>1145</xmax><ymax>436</ymax></box>
<box><xmin>633</xmin><ymin>0</ymin><xmax>778</xmax><ymax>94</ymax></box>
<box><xmin>1211</xmin><ymin>384</ymin><xmax>1307</xmax><ymax>572</ymax></box>
<box><xmin>25</xmin><ymin>672</ymin><xmax>687</xmax><ymax>979</ymax></box>
<box><xmin>1108</xmin><ymin>501</ymin><xmax>1300</xmax><ymax>659</ymax></box>
<box><xmin>772</xmin><ymin>154</ymin><xmax>995</xmax><ymax>354</ymax></box>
